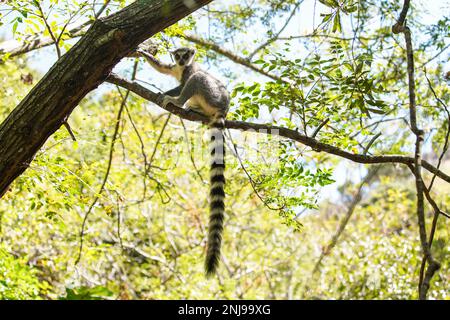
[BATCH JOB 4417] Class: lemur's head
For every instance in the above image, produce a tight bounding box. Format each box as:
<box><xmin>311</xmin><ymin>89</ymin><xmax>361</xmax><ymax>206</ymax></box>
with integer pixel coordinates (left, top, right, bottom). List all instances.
<box><xmin>171</xmin><ymin>47</ymin><xmax>196</xmax><ymax>67</ymax></box>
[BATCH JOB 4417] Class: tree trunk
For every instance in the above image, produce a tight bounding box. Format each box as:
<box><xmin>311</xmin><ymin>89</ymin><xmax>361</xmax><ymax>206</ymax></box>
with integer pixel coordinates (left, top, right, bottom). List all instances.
<box><xmin>0</xmin><ymin>0</ymin><xmax>212</xmax><ymax>197</ymax></box>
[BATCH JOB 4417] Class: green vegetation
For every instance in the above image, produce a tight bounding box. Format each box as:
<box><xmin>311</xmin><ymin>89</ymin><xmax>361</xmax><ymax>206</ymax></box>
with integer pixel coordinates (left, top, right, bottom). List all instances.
<box><xmin>0</xmin><ymin>0</ymin><xmax>448</xmax><ymax>299</ymax></box>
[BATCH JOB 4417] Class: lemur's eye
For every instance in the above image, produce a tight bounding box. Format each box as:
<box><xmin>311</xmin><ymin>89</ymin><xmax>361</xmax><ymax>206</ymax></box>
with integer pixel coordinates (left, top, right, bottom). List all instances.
<box><xmin>174</xmin><ymin>53</ymin><xmax>180</xmax><ymax>59</ymax></box>
<box><xmin>183</xmin><ymin>53</ymin><xmax>189</xmax><ymax>59</ymax></box>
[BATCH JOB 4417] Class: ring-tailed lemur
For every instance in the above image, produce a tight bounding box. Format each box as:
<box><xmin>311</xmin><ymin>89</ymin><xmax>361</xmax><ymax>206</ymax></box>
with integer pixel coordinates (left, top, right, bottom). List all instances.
<box><xmin>138</xmin><ymin>47</ymin><xmax>230</xmax><ymax>277</ymax></box>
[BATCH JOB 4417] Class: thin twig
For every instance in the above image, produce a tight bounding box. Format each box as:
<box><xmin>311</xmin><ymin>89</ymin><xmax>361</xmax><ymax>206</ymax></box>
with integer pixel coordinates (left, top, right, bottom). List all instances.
<box><xmin>75</xmin><ymin>62</ymin><xmax>138</xmax><ymax>265</ymax></box>
<box><xmin>63</xmin><ymin>122</ymin><xmax>77</xmax><ymax>141</ymax></box>
<box><xmin>122</xmin><ymin>98</ymin><xmax>150</xmax><ymax>200</ymax></box>
<box><xmin>363</xmin><ymin>132</ymin><xmax>381</xmax><ymax>155</ymax></box>
<box><xmin>180</xmin><ymin>119</ymin><xmax>206</xmax><ymax>183</ymax></box>
<box><xmin>311</xmin><ymin>166</ymin><xmax>379</xmax><ymax>275</ymax></box>
<box><xmin>0</xmin><ymin>0</ymin><xmax>111</xmax><ymax>58</ymax></box>
<box><xmin>311</xmin><ymin>118</ymin><xmax>329</xmax><ymax>138</ymax></box>
<box><xmin>225</xmin><ymin>129</ymin><xmax>285</xmax><ymax>211</ymax></box>
<box><xmin>247</xmin><ymin>2</ymin><xmax>302</xmax><ymax>60</ymax></box>
<box><xmin>424</xmin><ymin>70</ymin><xmax>450</xmax><ymax>192</ymax></box>
<box><xmin>116</xmin><ymin>192</ymin><xmax>124</xmax><ymax>250</ymax></box>
<box><xmin>36</xmin><ymin>1</ymin><xmax>79</xmax><ymax>140</ymax></box>
<box><xmin>181</xmin><ymin>34</ymin><xmax>286</xmax><ymax>83</ymax></box>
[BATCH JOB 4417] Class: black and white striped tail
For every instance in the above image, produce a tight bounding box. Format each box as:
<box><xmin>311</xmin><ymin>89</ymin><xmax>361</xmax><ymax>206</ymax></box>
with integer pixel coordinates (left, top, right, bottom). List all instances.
<box><xmin>205</xmin><ymin>117</ymin><xmax>226</xmax><ymax>277</ymax></box>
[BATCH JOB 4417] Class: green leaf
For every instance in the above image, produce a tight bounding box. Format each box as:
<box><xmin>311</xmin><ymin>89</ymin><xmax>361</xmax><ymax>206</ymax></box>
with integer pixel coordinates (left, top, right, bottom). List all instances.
<box><xmin>12</xmin><ymin>21</ymin><xmax>18</xmax><ymax>35</ymax></box>
<box><xmin>332</xmin><ymin>12</ymin><xmax>342</xmax><ymax>33</ymax></box>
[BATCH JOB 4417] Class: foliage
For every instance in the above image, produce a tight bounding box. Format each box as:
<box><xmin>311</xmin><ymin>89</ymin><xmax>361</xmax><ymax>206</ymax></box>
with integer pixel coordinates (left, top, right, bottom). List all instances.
<box><xmin>0</xmin><ymin>0</ymin><xmax>449</xmax><ymax>300</ymax></box>
<box><xmin>0</xmin><ymin>245</ymin><xmax>48</xmax><ymax>299</ymax></box>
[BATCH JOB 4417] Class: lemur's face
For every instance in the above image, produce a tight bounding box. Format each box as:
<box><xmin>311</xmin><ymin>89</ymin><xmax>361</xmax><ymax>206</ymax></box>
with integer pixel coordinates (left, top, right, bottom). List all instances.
<box><xmin>172</xmin><ymin>47</ymin><xmax>196</xmax><ymax>67</ymax></box>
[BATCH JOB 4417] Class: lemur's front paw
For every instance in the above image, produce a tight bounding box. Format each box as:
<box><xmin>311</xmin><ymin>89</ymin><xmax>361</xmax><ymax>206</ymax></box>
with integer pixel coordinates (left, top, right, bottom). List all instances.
<box><xmin>140</xmin><ymin>40</ymin><xmax>158</xmax><ymax>56</ymax></box>
<box><xmin>128</xmin><ymin>45</ymin><xmax>156</xmax><ymax>59</ymax></box>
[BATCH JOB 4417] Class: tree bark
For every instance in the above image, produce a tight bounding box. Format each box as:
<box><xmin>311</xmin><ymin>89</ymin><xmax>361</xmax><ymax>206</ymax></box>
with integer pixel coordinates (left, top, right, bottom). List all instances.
<box><xmin>0</xmin><ymin>0</ymin><xmax>212</xmax><ymax>197</ymax></box>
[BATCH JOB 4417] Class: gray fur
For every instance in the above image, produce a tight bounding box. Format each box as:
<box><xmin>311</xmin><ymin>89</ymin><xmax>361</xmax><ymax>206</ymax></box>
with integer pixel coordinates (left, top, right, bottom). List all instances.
<box><xmin>143</xmin><ymin>46</ymin><xmax>229</xmax><ymax>277</ymax></box>
<box><xmin>159</xmin><ymin>47</ymin><xmax>229</xmax><ymax>117</ymax></box>
<box><xmin>175</xmin><ymin>70</ymin><xmax>230</xmax><ymax>115</ymax></box>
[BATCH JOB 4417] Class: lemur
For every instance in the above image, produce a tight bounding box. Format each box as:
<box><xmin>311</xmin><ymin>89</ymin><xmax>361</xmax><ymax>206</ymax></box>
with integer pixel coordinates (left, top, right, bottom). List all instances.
<box><xmin>137</xmin><ymin>47</ymin><xmax>230</xmax><ymax>276</ymax></box>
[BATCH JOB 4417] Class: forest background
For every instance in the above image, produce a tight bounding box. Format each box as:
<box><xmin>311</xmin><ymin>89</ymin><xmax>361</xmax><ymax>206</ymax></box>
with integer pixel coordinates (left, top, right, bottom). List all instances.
<box><xmin>0</xmin><ymin>0</ymin><xmax>449</xmax><ymax>300</ymax></box>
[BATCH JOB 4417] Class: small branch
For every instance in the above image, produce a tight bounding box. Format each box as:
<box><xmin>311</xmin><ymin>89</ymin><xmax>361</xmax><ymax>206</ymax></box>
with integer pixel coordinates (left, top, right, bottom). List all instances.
<box><xmin>424</xmin><ymin>70</ymin><xmax>450</xmax><ymax>191</ymax></box>
<box><xmin>363</xmin><ymin>132</ymin><xmax>381</xmax><ymax>155</ymax></box>
<box><xmin>312</xmin><ymin>166</ymin><xmax>379</xmax><ymax>275</ymax></box>
<box><xmin>422</xmin><ymin>179</ymin><xmax>450</xmax><ymax>220</ymax></box>
<box><xmin>75</xmin><ymin>91</ymin><xmax>126</xmax><ymax>265</ymax></box>
<box><xmin>311</xmin><ymin>118</ymin><xmax>329</xmax><ymax>138</ymax></box>
<box><xmin>35</xmin><ymin>1</ymin><xmax>61</xmax><ymax>58</ymax></box>
<box><xmin>63</xmin><ymin>122</ymin><xmax>77</xmax><ymax>141</ymax></box>
<box><xmin>180</xmin><ymin>119</ymin><xmax>205</xmax><ymax>183</ymax></box>
<box><xmin>419</xmin><ymin>44</ymin><xmax>450</xmax><ymax>68</ymax></box>
<box><xmin>36</xmin><ymin>2</ymin><xmax>82</xmax><ymax>141</ymax></box>
<box><xmin>94</xmin><ymin>0</ymin><xmax>111</xmax><ymax>19</ymax></box>
<box><xmin>116</xmin><ymin>192</ymin><xmax>124</xmax><ymax>250</ymax></box>
<box><xmin>226</xmin><ymin>129</ymin><xmax>285</xmax><ymax>211</ymax></box>
<box><xmin>247</xmin><ymin>2</ymin><xmax>301</xmax><ymax>60</ymax></box>
<box><xmin>75</xmin><ymin>63</ymin><xmax>138</xmax><ymax>265</ymax></box>
<box><xmin>121</xmin><ymin>83</ymin><xmax>151</xmax><ymax>200</ymax></box>
<box><xmin>147</xmin><ymin>114</ymin><xmax>171</xmax><ymax>168</ymax></box>
<box><xmin>278</xmin><ymin>34</ymin><xmax>374</xmax><ymax>42</ymax></box>
<box><xmin>181</xmin><ymin>34</ymin><xmax>286</xmax><ymax>83</ymax></box>
<box><xmin>0</xmin><ymin>0</ymin><xmax>111</xmax><ymax>58</ymax></box>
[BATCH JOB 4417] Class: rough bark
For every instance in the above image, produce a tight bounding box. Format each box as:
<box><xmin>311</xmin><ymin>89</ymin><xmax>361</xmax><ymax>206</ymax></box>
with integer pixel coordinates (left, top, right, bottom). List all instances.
<box><xmin>0</xmin><ymin>0</ymin><xmax>212</xmax><ymax>197</ymax></box>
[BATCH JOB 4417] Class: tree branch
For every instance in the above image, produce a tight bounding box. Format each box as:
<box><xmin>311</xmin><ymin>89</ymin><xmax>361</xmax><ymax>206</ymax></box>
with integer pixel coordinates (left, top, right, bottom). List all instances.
<box><xmin>247</xmin><ymin>1</ymin><xmax>301</xmax><ymax>60</ymax></box>
<box><xmin>312</xmin><ymin>166</ymin><xmax>379</xmax><ymax>275</ymax></box>
<box><xmin>0</xmin><ymin>0</ymin><xmax>213</xmax><ymax>198</ymax></box>
<box><xmin>75</xmin><ymin>61</ymin><xmax>138</xmax><ymax>265</ymax></box>
<box><xmin>181</xmin><ymin>34</ymin><xmax>286</xmax><ymax>83</ymax></box>
<box><xmin>393</xmin><ymin>0</ymin><xmax>440</xmax><ymax>300</ymax></box>
<box><xmin>106</xmin><ymin>73</ymin><xmax>450</xmax><ymax>184</ymax></box>
<box><xmin>424</xmin><ymin>70</ymin><xmax>450</xmax><ymax>192</ymax></box>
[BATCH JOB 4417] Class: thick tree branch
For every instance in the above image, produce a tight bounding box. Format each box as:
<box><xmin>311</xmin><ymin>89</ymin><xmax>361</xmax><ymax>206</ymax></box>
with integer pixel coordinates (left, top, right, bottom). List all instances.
<box><xmin>106</xmin><ymin>74</ymin><xmax>450</xmax><ymax>184</ymax></box>
<box><xmin>0</xmin><ymin>0</ymin><xmax>212</xmax><ymax>198</ymax></box>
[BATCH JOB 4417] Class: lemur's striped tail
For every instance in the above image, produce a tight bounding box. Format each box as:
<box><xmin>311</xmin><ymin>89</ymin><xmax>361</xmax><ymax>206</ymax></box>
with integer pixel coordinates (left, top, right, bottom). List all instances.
<box><xmin>205</xmin><ymin>117</ymin><xmax>226</xmax><ymax>277</ymax></box>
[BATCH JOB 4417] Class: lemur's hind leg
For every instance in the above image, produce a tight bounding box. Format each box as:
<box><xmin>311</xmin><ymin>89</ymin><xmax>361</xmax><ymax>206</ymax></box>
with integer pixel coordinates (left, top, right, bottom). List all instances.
<box><xmin>186</xmin><ymin>104</ymin><xmax>206</xmax><ymax>115</ymax></box>
<box><xmin>156</xmin><ymin>86</ymin><xmax>182</xmax><ymax>105</ymax></box>
<box><xmin>162</xmin><ymin>76</ymin><xmax>199</xmax><ymax>108</ymax></box>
